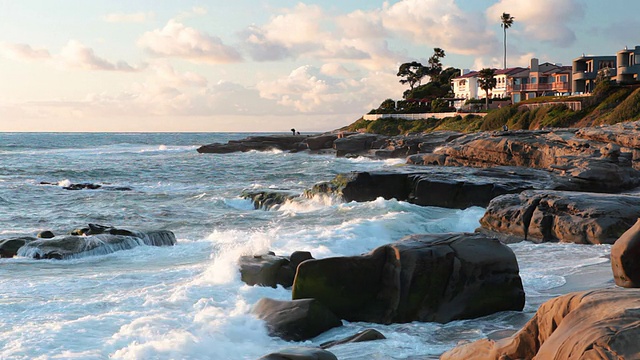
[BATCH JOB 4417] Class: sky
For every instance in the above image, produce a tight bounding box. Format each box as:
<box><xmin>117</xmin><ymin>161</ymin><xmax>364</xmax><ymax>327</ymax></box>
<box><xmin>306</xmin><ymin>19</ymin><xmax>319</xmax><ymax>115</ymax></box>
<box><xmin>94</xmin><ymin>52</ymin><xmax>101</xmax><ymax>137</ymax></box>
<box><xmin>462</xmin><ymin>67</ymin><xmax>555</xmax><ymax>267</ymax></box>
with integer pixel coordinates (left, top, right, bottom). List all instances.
<box><xmin>1</xmin><ymin>0</ymin><xmax>639</xmax><ymax>132</ymax></box>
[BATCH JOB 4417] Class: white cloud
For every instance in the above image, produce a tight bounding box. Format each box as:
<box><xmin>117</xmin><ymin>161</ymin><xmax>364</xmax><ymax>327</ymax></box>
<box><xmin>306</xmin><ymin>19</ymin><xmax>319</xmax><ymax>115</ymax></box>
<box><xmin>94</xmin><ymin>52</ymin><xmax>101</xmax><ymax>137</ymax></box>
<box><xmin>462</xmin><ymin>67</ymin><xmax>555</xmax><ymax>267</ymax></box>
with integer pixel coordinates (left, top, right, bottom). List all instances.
<box><xmin>58</xmin><ymin>40</ymin><xmax>139</xmax><ymax>71</ymax></box>
<box><xmin>487</xmin><ymin>0</ymin><xmax>585</xmax><ymax>47</ymax></box>
<box><xmin>138</xmin><ymin>20</ymin><xmax>242</xmax><ymax>63</ymax></box>
<box><xmin>0</xmin><ymin>42</ymin><xmax>51</xmax><ymax>61</ymax></box>
<box><xmin>102</xmin><ymin>12</ymin><xmax>154</xmax><ymax>23</ymax></box>
<box><xmin>381</xmin><ymin>0</ymin><xmax>499</xmax><ymax>56</ymax></box>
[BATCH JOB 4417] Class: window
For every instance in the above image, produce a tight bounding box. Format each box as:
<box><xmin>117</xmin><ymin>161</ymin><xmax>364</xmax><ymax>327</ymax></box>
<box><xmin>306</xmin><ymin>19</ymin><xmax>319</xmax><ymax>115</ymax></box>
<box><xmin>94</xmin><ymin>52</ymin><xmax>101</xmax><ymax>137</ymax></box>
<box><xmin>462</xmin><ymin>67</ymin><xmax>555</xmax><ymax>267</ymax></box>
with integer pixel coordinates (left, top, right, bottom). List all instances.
<box><xmin>531</xmin><ymin>77</ymin><xmax>537</xmax><ymax>84</ymax></box>
<box><xmin>560</xmin><ymin>75</ymin><xmax>567</xmax><ymax>82</ymax></box>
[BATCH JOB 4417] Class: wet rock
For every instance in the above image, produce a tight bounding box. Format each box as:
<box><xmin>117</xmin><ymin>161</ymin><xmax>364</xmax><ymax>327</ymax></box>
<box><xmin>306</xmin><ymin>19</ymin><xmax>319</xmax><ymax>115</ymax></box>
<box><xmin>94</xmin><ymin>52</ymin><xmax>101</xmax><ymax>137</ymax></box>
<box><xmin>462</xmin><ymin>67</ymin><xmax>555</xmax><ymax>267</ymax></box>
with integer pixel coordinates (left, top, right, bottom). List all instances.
<box><xmin>252</xmin><ymin>298</ymin><xmax>342</xmax><ymax>341</ymax></box>
<box><xmin>611</xmin><ymin>218</ymin><xmax>640</xmax><ymax>287</ymax></box>
<box><xmin>441</xmin><ymin>288</ymin><xmax>640</xmax><ymax>360</ymax></box>
<box><xmin>333</xmin><ymin>133</ymin><xmax>388</xmax><ymax>157</ymax></box>
<box><xmin>37</xmin><ymin>230</ymin><xmax>55</xmax><ymax>239</ymax></box>
<box><xmin>320</xmin><ymin>329</ymin><xmax>386</xmax><ymax>349</ymax></box>
<box><xmin>239</xmin><ymin>251</ymin><xmax>313</xmax><ymax>288</ymax></box>
<box><xmin>0</xmin><ymin>237</ymin><xmax>36</xmax><ymax>258</ymax></box>
<box><xmin>17</xmin><ymin>227</ymin><xmax>176</xmax><ymax>259</ymax></box>
<box><xmin>479</xmin><ymin>190</ymin><xmax>640</xmax><ymax>244</ymax></box>
<box><xmin>258</xmin><ymin>347</ymin><xmax>338</xmax><ymax>360</ymax></box>
<box><xmin>241</xmin><ymin>190</ymin><xmax>299</xmax><ymax>210</ymax></box>
<box><xmin>197</xmin><ymin>135</ymin><xmax>307</xmax><ymax>154</ymax></box>
<box><xmin>303</xmin><ymin>134</ymin><xmax>339</xmax><ymax>151</ymax></box>
<box><xmin>292</xmin><ymin>233</ymin><xmax>524</xmax><ymax>324</ymax></box>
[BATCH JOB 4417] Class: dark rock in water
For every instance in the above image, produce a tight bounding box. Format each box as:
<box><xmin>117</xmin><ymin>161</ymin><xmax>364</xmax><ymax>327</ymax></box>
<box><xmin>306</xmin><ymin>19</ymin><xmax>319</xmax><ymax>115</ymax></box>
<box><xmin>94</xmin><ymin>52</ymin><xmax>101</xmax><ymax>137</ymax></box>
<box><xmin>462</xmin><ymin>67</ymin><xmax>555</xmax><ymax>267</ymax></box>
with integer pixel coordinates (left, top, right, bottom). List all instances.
<box><xmin>611</xmin><ymin>218</ymin><xmax>640</xmax><ymax>287</ymax></box>
<box><xmin>304</xmin><ymin>134</ymin><xmax>339</xmax><ymax>151</ymax></box>
<box><xmin>39</xmin><ymin>181</ymin><xmax>131</xmax><ymax>191</ymax></box>
<box><xmin>197</xmin><ymin>135</ymin><xmax>307</xmax><ymax>154</ymax></box>
<box><xmin>241</xmin><ymin>190</ymin><xmax>299</xmax><ymax>210</ymax></box>
<box><xmin>239</xmin><ymin>251</ymin><xmax>313</xmax><ymax>288</ymax></box>
<box><xmin>0</xmin><ymin>237</ymin><xmax>36</xmax><ymax>258</ymax></box>
<box><xmin>17</xmin><ymin>225</ymin><xmax>176</xmax><ymax>259</ymax></box>
<box><xmin>253</xmin><ymin>298</ymin><xmax>342</xmax><ymax>341</ymax></box>
<box><xmin>479</xmin><ymin>190</ymin><xmax>640</xmax><ymax>244</ymax></box>
<box><xmin>320</xmin><ymin>328</ymin><xmax>386</xmax><ymax>349</ymax></box>
<box><xmin>333</xmin><ymin>133</ymin><xmax>388</xmax><ymax>157</ymax></box>
<box><xmin>292</xmin><ymin>233</ymin><xmax>524</xmax><ymax>324</ymax></box>
<box><xmin>258</xmin><ymin>347</ymin><xmax>338</xmax><ymax>360</ymax></box>
<box><xmin>441</xmin><ymin>288</ymin><xmax>640</xmax><ymax>360</ymax></box>
<box><xmin>37</xmin><ymin>230</ymin><xmax>55</xmax><ymax>239</ymax></box>
<box><xmin>306</xmin><ymin>166</ymin><xmax>574</xmax><ymax>209</ymax></box>
<box><xmin>63</xmin><ymin>183</ymin><xmax>101</xmax><ymax>190</ymax></box>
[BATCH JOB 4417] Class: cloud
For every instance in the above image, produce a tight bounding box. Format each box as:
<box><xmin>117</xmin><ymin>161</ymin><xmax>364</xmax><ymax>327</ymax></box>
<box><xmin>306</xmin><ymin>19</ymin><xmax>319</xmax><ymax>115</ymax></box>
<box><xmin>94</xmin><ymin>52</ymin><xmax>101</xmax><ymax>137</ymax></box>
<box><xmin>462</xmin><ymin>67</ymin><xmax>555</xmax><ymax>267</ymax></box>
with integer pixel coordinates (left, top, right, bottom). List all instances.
<box><xmin>138</xmin><ymin>20</ymin><xmax>242</xmax><ymax>63</ymax></box>
<box><xmin>102</xmin><ymin>12</ymin><xmax>154</xmax><ymax>23</ymax></box>
<box><xmin>256</xmin><ymin>65</ymin><xmax>404</xmax><ymax>113</ymax></box>
<box><xmin>381</xmin><ymin>0</ymin><xmax>499</xmax><ymax>56</ymax></box>
<box><xmin>486</xmin><ymin>0</ymin><xmax>585</xmax><ymax>47</ymax></box>
<box><xmin>0</xmin><ymin>42</ymin><xmax>51</xmax><ymax>61</ymax></box>
<box><xmin>176</xmin><ymin>6</ymin><xmax>208</xmax><ymax>21</ymax></box>
<box><xmin>58</xmin><ymin>40</ymin><xmax>139</xmax><ymax>71</ymax></box>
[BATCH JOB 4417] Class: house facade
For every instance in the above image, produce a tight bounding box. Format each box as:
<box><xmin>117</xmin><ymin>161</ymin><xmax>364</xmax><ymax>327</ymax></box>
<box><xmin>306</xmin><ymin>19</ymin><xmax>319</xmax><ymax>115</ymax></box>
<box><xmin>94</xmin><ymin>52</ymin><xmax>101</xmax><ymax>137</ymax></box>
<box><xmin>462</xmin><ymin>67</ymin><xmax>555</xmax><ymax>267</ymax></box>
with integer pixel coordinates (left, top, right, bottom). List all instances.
<box><xmin>508</xmin><ymin>59</ymin><xmax>572</xmax><ymax>102</ymax></box>
<box><xmin>572</xmin><ymin>45</ymin><xmax>640</xmax><ymax>93</ymax></box>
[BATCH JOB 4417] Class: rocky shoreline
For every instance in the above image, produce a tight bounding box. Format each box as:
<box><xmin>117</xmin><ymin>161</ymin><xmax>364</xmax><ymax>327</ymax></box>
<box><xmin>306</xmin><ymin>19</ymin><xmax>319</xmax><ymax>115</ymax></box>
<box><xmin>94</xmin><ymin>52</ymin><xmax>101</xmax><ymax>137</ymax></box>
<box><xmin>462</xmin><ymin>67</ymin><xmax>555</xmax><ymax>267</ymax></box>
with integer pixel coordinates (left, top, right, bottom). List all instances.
<box><xmin>200</xmin><ymin>121</ymin><xmax>640</xmax><ymax>359</ymax></box>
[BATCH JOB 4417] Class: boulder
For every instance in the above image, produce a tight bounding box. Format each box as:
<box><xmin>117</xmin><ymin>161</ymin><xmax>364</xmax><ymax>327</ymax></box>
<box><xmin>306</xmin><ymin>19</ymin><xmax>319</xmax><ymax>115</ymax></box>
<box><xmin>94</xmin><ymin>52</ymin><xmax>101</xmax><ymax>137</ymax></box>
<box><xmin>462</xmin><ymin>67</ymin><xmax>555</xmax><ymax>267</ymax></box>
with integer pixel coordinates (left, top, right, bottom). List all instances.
<box><xmin>333</xmin><ymin>133</ymin><xmax>387</xmax><ymax>157</ymax></box>
<box><xmin>441</xmin><ymin>288</ymin><xmax>640</xmax><ymax>360</ymax></box>
<box><xmin>0</xmin><ymin>237</ymin><xmax>35</xmax><ymax>258</ymax></box>
<box><xmin>17</xmin><ymin>228</ymin><xmax>176</xmax><ymax>259</ymax></box>
<box><xmin>611</xmin><ymin>218</ymin><xmax>640</xmax><ymax>287</ymax></box>
<box><xmin>292</xmin><ymin>233</ymin><xmax>524</xmax><ymax>324</ymax></box>
<box><xmin>303</xmin><ymin>134</ymin><xmax>339</xmax><ymax>151</ymax></box>
<box><xmin>479</xmin><ymin>190</ymin><xmax>640</xmax><ymax>244</ymax></box>
<box><xmin>239</xmin><ymin>251</ymin><xmax>313</xmax><ymax>288</ymax></box>
<box><xmin>252</xmin><ymin>298</ymin><xmax>342</xmax><ymax>341</ymax></box>
<box><xmin>320</xmin><ymin>329</ymin><xmax>386</xmax><ymax>349</ymax></box>
<box><xmin>258</xmin><ymin>347</ymin><xmax>337</xmax><ymax>360</ymax></box>
<box><xmin>37</xmin><ymin>230</ymin><xmax>55</xmax><ymax>239</ymax></box>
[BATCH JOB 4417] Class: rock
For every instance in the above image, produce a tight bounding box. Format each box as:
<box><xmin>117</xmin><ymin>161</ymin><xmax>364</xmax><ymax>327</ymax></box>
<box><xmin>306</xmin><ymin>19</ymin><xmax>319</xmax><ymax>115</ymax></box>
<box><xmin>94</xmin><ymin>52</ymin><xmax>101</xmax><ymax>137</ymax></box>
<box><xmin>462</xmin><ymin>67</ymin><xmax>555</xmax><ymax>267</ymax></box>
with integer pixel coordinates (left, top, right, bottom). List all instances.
<box><xmin>292</xmin><ymin>233</ymin><xmax>524</xmax><ymax>324</ymax></box>
<box><xmin>303</xmin><ymin>134</ymin><xmax>339</xmax><ymax>151</ymax></box>
<box><xmin>197</xmin><ymin>135</ymin><xmax>307</xmax><ymax>154</ymax></box>
<box><xmin>37</xmin><ymin>230</ymin><xmax>55</xmax><ymax>239</ymax></box>
<box><xmin>69</xmin><ymin>223</ymin><xmax>136</xmax><ymax>236</ymax></box>
<box><xmin>333</xmin><ymin>133</ymin><xmax>388</xmax><ymax>157</ymax></box>
<box><xmin>241</xmin><ymin>190</ymin><xmax>299</xmax><ymax>210</ymax></box>
<box><xmin>479</xmin><ymin>190</ymin><xmax>640</xmax><ymax>244</ymax></box>
<box><xmin>258</xmin><ymin>347</ymin><xmax>338</xmax><ymax>360</ymax></box>
<box><xmin>252</xmin><ymin>298</ymin><xmax>342</xmax><ymax>341</ymax></box>
<box><xmin>63</xmin><ymin>183</ymin><xmax>101</xmax><ymax>190</ymax></box>
<box><xmin>611</xmin><ymin>218</ymin><xmax>640</xmax><ymax>287</ymax></box>
<box><xmin>0</xmin><ymin>237</ymin><xmax>35</xmax><ymax>258</ymax></box>
<box><xmin>306</xmin><ymin>166</ymin><xmax>575</xmax><ymax>209</ymax></box>
<box><xmin>17</xmin><ymin>228</ymin><xmax>176</xmax><ymax>259</ymax></box>
<box><xmin>441</xmin><ymin>288</ymin><xmax>640</xmax><ymax>360</ymax></box>
<box><xmin>423</xmin><ymin>129</ymin><xmax>640</xmax><ymax>192</ymax></box>
<box><xmin>239</xmin><ymin>251</ymin><xmax>313</xmax><ymax>288</ymax></box>
<box><xmin>320</xmin><ymin>329</ymin><xmax>386</xmax><ymax>349</ymax></box>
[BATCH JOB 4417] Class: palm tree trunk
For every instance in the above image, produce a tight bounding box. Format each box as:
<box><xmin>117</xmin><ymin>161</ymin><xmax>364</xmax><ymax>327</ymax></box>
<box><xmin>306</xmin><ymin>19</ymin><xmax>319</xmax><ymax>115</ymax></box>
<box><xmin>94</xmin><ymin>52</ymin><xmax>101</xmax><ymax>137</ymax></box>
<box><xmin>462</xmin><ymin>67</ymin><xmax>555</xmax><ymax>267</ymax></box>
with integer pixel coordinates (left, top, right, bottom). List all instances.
<box><xmin>503</xmin><ymin>28</ymin><xmax>507</xmax><ymax>69</ymax></box>
<box><xmin>486</xmin><ymin>90</ymin><xmax>490</xmax><ymax>110</ymax></box>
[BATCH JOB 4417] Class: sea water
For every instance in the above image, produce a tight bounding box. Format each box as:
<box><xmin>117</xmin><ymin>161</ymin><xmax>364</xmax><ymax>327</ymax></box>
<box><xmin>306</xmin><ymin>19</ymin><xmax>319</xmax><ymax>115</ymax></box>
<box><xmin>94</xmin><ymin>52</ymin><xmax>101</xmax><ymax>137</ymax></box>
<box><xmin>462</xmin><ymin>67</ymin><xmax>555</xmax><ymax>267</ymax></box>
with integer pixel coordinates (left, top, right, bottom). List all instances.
<box><xmin>0</xmin><ymin>133</ymin><xmax>611</xmax><ymax>359</ymax></box>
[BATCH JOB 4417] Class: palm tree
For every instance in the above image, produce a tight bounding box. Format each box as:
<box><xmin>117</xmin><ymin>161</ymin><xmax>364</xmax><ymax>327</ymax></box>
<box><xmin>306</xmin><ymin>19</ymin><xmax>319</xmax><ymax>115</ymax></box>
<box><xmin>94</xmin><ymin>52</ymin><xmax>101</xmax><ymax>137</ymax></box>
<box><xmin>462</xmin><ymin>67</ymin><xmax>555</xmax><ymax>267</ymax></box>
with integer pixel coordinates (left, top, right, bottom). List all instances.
<box><xmin>500</xmin><ymin>12</ymin><xmax>515</xmax><ymax>69</ymax></box>
<box><xmin>477</xmin><ymin>68</ymin><xmax>497</xmax><ymax>110</ymax></box>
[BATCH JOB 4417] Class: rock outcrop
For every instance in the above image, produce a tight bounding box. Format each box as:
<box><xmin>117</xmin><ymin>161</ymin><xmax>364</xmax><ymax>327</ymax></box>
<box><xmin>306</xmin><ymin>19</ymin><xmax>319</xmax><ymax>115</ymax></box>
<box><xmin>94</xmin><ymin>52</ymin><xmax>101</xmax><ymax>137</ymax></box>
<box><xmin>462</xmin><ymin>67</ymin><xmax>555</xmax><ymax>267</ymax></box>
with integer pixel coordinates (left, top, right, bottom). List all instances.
<box><xmin>197</xmin><ymin>135</ymin><xmax>307</xmax><ymax>153</ymax></box>
<box><xmin>258</xmin><ymin>347</ymin><xmax>338</xmax><ymax>360</ymax></box>
<box><xmin>479</xmin><ymin>190</ymin><xmax>640</xmax><ymax>244</ymax></box>
<box><xmin>239</xmin><ymin>251</ymin><xmax>313</xmax><ymax>288</ymax></box>
<box><xmin>12</xmin><ymin>225</ymin><xmax>176</xmax><ymax>259</ymax></box>
<box><xmin>306</xmin><ymin>166</ymin><xmax>575</xmax><ymax>209</ymax></box>
<box><xmin>441</xmin><ymin>288</ymin><xmax>640</xmax><ymax>360</ymax></box>
<box><xmin>320</xmin><ymin>329</ymin><xmax>386</xmax><ymax>349</ymax></box>
<box><xmin>611</xmin><ymin>218</ymin><xmax>640</xmax><ymax>287</ymax></box>
<box><xmin>292</xmin><ymin>233</ymin><xmax>524</xmax><ymax>324</ymax></box>
<box><xmin>0</xmin><ymin>237</ymin><xmax>35</xmax><ymax>258</ymax></box>
<box><xmin>241</xmin><ymin>190</ymin><xmax>299</xmax><ymax>210</ymax></box>
<box><xmin>252</xmin><ymin>298</ymin><xmax>342</xmax><ymax>341</ymax></box>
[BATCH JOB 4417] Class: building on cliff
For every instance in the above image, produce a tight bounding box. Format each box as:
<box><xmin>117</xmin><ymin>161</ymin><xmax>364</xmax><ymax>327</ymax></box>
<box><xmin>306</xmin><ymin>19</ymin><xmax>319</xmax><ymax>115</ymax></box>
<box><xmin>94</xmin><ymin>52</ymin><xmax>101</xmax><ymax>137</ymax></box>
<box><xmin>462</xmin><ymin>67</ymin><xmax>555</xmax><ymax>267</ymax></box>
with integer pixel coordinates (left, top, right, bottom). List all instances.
<box><xmin>572</xmin><ymin>45</ymin><xmax>640</xmax><ymax>94</ymax></box>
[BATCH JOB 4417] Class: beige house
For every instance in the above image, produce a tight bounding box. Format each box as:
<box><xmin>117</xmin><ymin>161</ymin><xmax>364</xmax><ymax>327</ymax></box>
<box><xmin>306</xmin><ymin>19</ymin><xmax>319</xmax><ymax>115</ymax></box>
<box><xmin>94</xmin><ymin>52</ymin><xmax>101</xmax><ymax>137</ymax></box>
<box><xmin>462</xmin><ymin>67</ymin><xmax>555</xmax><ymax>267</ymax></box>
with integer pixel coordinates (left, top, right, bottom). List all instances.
<box><xmin>572</xmin><ymin>45</ymin><xmax>640</xmax><ymax>93</ymax></box>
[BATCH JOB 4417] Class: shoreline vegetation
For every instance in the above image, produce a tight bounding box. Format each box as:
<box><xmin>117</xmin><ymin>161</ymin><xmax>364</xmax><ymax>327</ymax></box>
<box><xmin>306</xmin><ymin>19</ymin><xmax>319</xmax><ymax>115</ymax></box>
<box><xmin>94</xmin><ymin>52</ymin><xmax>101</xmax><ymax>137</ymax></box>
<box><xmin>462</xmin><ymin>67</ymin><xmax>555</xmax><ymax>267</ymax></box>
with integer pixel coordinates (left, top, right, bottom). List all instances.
<box><xmin>195</xmin><ymin>90</ymin><xmax>640</xmax><ymax>358</ymax></box>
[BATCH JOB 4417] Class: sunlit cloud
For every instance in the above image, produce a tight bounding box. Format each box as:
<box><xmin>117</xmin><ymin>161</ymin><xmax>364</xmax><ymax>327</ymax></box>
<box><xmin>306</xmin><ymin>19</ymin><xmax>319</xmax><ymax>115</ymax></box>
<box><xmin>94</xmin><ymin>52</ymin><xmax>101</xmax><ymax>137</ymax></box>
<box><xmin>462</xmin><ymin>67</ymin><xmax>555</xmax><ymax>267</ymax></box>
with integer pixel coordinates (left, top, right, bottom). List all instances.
<box><xmin>138</xmin><ymin>20</ymin><xmax>243</xmax><ymax>63</ymax></box>
<box><xmin>58</xmin><ymin>40</ymin><xmax>139</xmax><ymax>71</ymax></box>
<box><xmin>0</xmin><ymin>42</ymin><xmax>51</xmax><ymax>61</ymax></box>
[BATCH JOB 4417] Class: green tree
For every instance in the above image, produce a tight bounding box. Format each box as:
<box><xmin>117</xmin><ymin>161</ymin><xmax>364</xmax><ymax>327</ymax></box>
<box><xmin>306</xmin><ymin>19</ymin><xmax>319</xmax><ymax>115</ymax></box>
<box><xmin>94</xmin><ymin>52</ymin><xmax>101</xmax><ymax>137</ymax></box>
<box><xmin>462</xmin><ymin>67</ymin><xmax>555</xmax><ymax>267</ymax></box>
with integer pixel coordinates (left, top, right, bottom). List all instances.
<box><xmin>379</xmin><ymin>98</ymin><xmax>396</xmax><ymax>112</ymax></box>
<box><xmin>500</xmin><ymin>13</ymin><xmax>515</xmax><ymax>69</ymax></box>
<box><xmin>477</xmin><ymin>68</ymin><xmax>497</xmax><ymax>110</ymax></box>
<box><xmin>397</xmin><ymin>61</ymin><xmax>427</xmax><ymax>93</ymax></box>
<box><xmin>426</xmin><ymin>47</ymin><xmax>446</xmax><ymax>82</ymax></box>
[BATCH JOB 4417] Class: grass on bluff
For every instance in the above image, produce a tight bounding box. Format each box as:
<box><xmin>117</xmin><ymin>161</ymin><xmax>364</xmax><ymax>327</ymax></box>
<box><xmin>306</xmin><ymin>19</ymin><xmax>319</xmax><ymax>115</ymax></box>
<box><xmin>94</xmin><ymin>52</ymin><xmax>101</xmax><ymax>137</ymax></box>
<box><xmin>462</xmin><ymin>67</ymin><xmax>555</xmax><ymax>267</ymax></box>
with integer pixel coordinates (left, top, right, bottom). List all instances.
<box><xmin>345</xmin><ymin>85</ymin><xmax>640</xmax><ymax>135</ymax></box>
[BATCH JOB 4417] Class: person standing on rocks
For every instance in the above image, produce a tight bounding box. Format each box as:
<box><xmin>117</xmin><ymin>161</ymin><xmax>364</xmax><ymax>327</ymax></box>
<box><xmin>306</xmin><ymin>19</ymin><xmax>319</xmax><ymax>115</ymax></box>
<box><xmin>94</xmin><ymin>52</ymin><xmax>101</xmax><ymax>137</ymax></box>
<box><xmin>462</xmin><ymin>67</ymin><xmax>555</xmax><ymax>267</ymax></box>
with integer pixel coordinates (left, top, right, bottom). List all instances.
<box><xmin>291</xmin><ymin>128</ymin><xmax>296</xmax><ymax>135</ymax></box>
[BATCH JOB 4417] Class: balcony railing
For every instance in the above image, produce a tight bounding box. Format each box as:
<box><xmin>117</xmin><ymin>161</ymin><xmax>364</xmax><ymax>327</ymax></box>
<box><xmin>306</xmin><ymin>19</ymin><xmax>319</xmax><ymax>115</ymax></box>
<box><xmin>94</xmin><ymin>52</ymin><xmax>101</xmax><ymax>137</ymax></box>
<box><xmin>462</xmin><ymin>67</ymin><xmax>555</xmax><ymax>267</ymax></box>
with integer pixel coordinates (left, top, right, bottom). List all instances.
<box><xmin>508</xmin><ymin>82</ymin><xmax>571</xmax><ymax>92</ymax></box>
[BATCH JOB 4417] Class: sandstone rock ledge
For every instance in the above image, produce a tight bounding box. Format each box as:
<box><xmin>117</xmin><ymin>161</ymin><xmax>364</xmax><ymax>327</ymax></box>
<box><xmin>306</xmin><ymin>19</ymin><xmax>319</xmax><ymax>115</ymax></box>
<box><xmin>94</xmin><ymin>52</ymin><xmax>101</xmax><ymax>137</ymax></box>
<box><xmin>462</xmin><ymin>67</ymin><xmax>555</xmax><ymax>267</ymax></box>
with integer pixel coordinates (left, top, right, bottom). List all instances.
<box><xmin>441</xmin><ymin>288</ymin><xmax>640</xmax><ymax>360</ymax></box>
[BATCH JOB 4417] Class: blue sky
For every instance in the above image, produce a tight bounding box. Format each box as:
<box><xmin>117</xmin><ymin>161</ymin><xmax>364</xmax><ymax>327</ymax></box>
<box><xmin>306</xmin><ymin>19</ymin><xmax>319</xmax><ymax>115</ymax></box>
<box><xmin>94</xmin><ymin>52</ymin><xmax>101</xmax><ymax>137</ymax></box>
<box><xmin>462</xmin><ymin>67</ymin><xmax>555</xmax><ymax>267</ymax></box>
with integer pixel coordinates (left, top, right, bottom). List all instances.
<box><xmin>1</xmin><ymin>0</ymin><xmax>639</xmax><ymax>132</ymax></box>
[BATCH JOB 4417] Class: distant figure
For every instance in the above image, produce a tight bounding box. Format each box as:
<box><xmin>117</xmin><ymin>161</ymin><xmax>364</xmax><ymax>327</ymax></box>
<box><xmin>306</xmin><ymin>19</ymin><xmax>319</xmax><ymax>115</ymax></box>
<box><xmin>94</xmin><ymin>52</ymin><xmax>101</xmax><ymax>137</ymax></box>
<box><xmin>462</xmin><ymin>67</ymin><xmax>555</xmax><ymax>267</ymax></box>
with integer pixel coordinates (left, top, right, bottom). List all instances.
<box><xmin>296</xmin><ymin>131</ymin><xmax>300</xmax><ymax>135</ymax></box>
<box><xmin>291</xmin><ymin>128</ymin><xmax>296</xmax><ymax>135</ymax></box>
<box><xmin>502</xmin><ymin>124</ymin><xmax>508</xmax><ymax>131</ymax></box>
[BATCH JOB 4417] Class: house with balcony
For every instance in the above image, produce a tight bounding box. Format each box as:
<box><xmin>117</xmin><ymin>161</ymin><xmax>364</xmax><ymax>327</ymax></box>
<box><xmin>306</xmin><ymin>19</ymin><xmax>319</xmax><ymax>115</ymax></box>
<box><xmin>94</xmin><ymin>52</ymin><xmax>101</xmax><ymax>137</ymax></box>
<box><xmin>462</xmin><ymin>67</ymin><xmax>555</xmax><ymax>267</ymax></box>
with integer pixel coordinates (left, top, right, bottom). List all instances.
<box><xmin>572</xmin><ymin>55</ymin><xmax>616</xmax><ymax>94</ymax></box>
<box><xmin>507</xmin><ymin>58</ymin><xmax>572</xmax><ymax>103</ymax></box>
<box><xmin>616</xmin><ymin>45</ymin><xmax>640</xmax><ymax>84</ymax></box>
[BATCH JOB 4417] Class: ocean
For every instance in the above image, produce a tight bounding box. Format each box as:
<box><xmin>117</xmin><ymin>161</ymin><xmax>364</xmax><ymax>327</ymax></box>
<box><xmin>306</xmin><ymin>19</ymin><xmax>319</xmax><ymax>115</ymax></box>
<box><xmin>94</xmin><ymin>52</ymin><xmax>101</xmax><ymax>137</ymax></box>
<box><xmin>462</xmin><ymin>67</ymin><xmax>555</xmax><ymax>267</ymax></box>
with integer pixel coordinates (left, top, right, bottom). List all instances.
<box><xmin>0</xmin><ymin>133</ymin><xmax>611</xmax><ymax>359</ymax></box>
